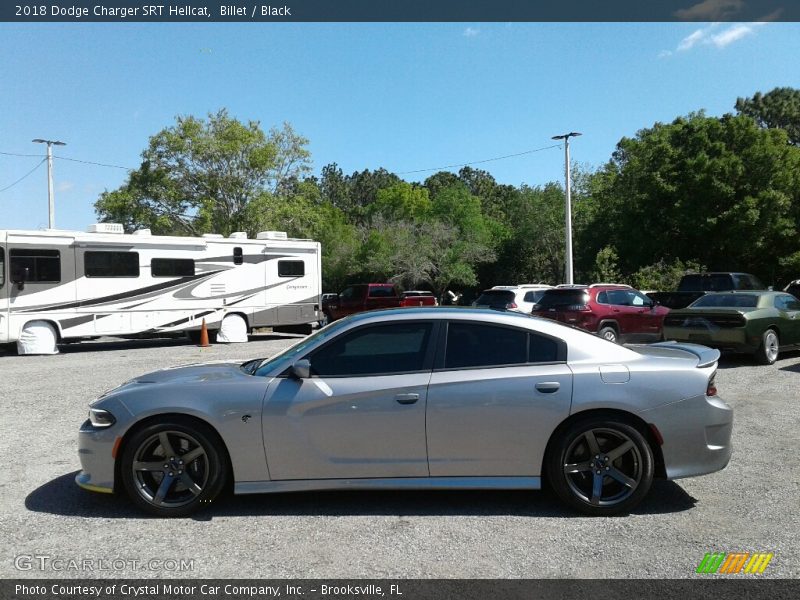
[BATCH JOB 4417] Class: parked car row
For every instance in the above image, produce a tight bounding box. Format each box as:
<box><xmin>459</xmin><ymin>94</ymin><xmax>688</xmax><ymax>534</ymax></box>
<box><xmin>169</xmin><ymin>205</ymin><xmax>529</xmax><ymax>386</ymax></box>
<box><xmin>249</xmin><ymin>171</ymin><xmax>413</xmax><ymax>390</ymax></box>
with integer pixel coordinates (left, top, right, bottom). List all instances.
<box><xmin>320</xmin><ymin>273</ymin><xmax>800</xmax><ymax>365</ymax></box>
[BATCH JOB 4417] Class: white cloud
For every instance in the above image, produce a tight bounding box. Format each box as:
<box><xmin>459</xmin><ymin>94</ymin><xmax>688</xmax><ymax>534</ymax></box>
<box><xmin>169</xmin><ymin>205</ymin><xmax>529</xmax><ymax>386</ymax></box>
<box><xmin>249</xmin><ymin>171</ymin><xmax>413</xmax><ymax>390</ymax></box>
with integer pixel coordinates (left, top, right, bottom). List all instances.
<box><xmin>56</xmin><ymin>181</ymin><xmax>74</xmax><ymax>193</ymax></box>
<box><xmin>661</xmin><ymin>21</ymin><xmax>767</xmax><ymax>56</ymax></box>
<box><xmin>463</xmin><ymin>27</ymin><xmax>480</xmax><ymax>37</ymax></box>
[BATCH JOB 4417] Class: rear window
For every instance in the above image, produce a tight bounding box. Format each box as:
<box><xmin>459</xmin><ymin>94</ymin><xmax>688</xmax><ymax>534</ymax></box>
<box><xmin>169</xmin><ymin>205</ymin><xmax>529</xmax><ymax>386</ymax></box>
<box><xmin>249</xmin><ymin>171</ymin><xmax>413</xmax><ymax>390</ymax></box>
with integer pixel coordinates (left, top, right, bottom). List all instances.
<box><xmin>692</xmin><ymin>294</ymin><xmax>759</xmax><ymax>308</ymax></box>
<box><xmin>368</xmin><ymin>286</ymin><xmax>397</xmax><ymax>298</ymax></box>
<box><xmin>523</xmin><ymin>290</ymin><xmax>547</xmax><ymax>303</ymax></box>
<box><xmin>535</xmin><ymin>290</ymin><xmax>589</xmax><ymax>309</ymax></box>
<box><xmin>678</xmin><ymin>274</ymin><xmax>733</xmax><ymax>292</ymax></box>
<box><xmin>475</xmin><ymin>290</ymin><xmax>515</xmax><ymax>305</ymax></box>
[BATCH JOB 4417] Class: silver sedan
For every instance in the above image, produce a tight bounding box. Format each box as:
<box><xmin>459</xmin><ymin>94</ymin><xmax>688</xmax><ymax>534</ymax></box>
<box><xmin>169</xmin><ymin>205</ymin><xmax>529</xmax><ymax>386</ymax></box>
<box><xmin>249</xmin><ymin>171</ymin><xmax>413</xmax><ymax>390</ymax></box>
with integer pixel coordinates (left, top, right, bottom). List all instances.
<box><xmin>76</xmin><ymin>308</ymin><xmax>733</xmax><ymax>517</ymax></box>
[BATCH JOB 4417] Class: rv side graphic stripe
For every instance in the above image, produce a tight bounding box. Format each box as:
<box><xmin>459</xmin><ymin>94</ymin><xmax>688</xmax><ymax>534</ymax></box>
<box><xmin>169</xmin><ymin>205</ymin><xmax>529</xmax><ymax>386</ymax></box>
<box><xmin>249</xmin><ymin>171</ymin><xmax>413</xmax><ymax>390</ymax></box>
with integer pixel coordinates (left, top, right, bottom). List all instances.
<box><xmin>13</xmin><ymin>271</ymin><xmax>222</xmax><ymax>313</ymax></box>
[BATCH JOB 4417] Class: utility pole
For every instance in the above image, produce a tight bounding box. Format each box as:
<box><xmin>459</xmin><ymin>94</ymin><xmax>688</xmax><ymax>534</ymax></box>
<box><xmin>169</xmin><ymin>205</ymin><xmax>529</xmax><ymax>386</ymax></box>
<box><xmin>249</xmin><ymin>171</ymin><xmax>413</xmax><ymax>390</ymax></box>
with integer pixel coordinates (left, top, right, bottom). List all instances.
<box><xmin>551</xmin><ymin>132</ymin><xmax>582</xmax><ymax>284</ymax></box>
<box><xmin>32</xmin><ymin>138</ymin><xmax>66</xmax><ymax>229</ymax></box>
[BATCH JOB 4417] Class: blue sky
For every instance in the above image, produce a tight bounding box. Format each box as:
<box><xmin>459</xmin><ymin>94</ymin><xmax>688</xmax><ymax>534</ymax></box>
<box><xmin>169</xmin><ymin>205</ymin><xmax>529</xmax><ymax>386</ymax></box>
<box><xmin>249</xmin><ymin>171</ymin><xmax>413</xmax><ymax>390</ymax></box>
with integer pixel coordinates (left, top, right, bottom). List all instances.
<box><xmin>1</xmin><ymin>22</ymin><xmax>799</xmax><ymax>231</ymax></box>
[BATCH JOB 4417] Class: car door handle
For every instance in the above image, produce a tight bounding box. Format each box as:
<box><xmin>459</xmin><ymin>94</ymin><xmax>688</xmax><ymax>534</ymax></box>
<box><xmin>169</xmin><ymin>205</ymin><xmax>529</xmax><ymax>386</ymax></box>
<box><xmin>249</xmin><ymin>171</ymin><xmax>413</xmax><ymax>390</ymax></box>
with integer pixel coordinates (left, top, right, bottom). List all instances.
<box><xmin>395</xmin><ymin>393</ymin><xmax>420</xmax><ymax>404</ymax></box>
<box><xmin>535</xmin><ymin>382</ymin><xmax>561</xmax><ymax>393</ymax></box>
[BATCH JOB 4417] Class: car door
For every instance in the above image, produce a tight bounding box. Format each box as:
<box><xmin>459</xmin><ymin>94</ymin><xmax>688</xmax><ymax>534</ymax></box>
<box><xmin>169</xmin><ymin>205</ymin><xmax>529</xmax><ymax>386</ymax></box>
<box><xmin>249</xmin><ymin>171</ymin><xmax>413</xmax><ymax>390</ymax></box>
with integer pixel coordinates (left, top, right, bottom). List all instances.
<box><xmin>261</xmin><ymin>320</ymin><xmax>436</xmax><ymax>480</ymax></box>
<box><xmin>628</xmin><ymin>290</ymin><xmax>662</xmax><ymax>338</ymax></box>
<box><xmin>606</xmin><ymin>289</ymin><xmax>637</xmax><ymax>336</ymax></box>
<box><xmin>426</xmin><ymin>320</ymin><xmax>572</xmax><ymax>477</ymax></box>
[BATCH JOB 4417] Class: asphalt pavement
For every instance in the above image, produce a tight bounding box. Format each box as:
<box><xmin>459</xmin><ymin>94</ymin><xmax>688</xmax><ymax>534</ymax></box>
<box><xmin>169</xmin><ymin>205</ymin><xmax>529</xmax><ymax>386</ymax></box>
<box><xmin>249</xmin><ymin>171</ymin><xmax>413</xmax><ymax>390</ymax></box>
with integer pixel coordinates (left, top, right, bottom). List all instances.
<box><xmin>0</xmin><ymin>335</ymin><xmax>797</xmax><ymax>578</ymax></box>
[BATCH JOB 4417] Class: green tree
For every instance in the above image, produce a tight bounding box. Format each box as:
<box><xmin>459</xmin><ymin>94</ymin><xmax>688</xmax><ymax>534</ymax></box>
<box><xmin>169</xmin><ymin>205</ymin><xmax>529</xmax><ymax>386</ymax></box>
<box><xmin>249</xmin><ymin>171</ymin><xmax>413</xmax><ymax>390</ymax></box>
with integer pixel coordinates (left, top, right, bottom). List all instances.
<box><xmin>592</xmin><ymin>246</ymin><xmax>622</xmax><ymax>283</ymax></box>
<box><xmin>95</xmin><ymin>110</ymin><xmax>311</xmax><ymax>236</ymax></box>
<box><xmin>369</xmin><ymin>182</ymin><xmax>432</xmax><ymax>221</ymax></box>
<box><xmin>579</xmin><ymin>112</ymin><xmax>800</xmax><ymax>283</ymax></box>
<box><xmin>736</xmin><ymin>87</ymin><xmax>800</xmax><ymax>146</ymax></box>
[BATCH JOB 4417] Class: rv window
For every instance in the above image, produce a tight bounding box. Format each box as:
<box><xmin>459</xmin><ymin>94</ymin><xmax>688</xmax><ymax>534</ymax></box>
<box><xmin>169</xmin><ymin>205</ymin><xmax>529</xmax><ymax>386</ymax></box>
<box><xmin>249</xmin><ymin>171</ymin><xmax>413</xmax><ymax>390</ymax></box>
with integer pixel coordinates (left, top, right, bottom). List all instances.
<box><xmin>85</xmin><ymin>251</ymin><xmax>140</xmax><ymax>278</ymax></box>
<box><xmin>278</xmin><ymin>260</ymin><xmax>305</xmax><ymax>277</ymax></box>
<box><xmin>152</xmin><ymin>258</ymin><xmax>195</xmax><ymax>277</ymax></box>
<box><xmin>233</xmin><ymin>247</ymin><xmax>243</xmax><ymax>265</ymax></box>
<box><xmin>9</xmin><ymin>249</ymin><xmax>61</xmax><ymax>283</ymax></box>
<box><xmin>0</xmin><ymin>247</ymin><xmax>4</xmax><ymax>288</ymax></box>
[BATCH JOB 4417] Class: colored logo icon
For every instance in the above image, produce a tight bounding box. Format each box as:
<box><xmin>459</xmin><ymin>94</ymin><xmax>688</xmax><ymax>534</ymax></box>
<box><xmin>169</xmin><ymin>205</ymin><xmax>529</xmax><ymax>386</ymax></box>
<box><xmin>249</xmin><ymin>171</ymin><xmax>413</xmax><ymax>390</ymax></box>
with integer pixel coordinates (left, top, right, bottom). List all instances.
<box><xmin>696</xmin><ymin>552</ymin><xmax>774</xmax><ymax>574</ymax></box>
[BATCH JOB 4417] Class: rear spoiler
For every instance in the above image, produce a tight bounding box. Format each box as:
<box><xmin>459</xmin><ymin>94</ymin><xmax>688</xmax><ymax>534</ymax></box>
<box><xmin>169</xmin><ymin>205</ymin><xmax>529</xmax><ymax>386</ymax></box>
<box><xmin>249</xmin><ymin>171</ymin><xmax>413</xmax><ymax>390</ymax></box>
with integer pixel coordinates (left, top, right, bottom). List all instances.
<box><xmin>649</xmin><ymin>341</ymin><xmax>721</xmax><ymax>368</ymax></box>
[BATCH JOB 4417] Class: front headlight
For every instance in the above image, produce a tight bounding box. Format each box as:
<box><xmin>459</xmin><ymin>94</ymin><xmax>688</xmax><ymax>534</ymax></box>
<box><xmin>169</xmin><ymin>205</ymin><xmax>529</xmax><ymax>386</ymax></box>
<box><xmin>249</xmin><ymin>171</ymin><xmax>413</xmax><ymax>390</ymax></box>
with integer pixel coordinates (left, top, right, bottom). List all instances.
<box><xmin>88</xmin><ymin>408</ymin><xmax>116</xmax><ymax>428</ymax></box>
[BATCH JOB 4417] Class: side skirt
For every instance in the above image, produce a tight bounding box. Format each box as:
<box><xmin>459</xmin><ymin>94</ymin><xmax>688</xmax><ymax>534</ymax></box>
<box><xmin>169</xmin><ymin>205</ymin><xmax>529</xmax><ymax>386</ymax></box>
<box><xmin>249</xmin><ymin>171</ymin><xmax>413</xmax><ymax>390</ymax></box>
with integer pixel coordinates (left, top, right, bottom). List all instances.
<box><xmin>235</xmin><ymin>476</ymin><xmax>542</xmax><ymax>495</ymax></box>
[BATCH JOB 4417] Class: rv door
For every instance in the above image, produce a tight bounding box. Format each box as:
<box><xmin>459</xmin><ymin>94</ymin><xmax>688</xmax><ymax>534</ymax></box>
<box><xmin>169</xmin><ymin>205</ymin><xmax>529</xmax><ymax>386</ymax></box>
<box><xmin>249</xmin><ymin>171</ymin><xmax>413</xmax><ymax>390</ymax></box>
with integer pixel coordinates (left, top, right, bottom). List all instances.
<box><xmin>0</xmin><ymin>245</ymin><xmax>8</xmax><ymax>343</ymax></box>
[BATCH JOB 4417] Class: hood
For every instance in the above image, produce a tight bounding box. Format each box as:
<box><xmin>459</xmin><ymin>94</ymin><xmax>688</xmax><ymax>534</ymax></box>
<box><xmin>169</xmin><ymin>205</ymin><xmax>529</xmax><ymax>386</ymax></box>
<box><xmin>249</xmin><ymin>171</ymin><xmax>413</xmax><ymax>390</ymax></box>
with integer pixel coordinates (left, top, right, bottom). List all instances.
<box><xmin>131</xmin><ymin>361</ymin><xmax>248</xmax><ymax>385</ymax></box>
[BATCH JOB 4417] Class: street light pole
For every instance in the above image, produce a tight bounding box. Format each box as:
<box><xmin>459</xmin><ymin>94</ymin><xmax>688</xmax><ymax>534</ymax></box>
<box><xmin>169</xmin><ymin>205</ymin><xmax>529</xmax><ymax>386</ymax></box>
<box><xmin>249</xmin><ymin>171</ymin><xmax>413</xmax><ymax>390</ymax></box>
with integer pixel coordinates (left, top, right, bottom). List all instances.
<box><xmin>32</xmin><ymin>138</ymin><xmax>66</xmax><ymax>229</ymax></box>
<box><xmin>551</xmin><ymin>132</ymin><xmax>582</xmax><ymax>284</ymax></box>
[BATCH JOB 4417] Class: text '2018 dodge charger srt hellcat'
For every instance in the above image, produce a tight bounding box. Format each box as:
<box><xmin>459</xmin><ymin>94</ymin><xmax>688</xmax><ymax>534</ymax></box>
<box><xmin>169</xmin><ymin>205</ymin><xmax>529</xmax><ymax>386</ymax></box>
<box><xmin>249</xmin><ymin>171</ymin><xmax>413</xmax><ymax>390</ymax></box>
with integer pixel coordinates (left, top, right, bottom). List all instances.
<box><xmin>77</xmin><ymin>308</ymin><xmax>732</xmax><ymax>517</ymax></box>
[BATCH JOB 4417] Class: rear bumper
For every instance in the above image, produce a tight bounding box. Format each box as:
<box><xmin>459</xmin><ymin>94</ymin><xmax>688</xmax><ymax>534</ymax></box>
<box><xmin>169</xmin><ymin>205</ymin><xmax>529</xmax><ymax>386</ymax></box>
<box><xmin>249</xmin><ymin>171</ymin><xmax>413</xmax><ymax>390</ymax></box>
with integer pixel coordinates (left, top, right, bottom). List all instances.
<box><xmin>641</xmin><ymin>393</ymin><xmax>733</xmax><ymax>480</ymax></box>
<box><xmin>663</xmin><ymin>327</ymin><xmax>754</xmax><ymax>354</ymax></box>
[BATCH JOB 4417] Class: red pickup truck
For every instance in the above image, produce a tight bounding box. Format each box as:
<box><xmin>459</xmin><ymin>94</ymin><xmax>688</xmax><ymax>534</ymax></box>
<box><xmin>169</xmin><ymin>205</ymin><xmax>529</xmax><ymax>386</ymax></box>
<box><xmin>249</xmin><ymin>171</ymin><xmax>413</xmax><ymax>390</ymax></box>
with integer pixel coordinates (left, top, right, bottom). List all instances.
<box><xmin>322</xmin><ymin>284</ymin><xmax>436</xmax><ymax>324</ymax></box>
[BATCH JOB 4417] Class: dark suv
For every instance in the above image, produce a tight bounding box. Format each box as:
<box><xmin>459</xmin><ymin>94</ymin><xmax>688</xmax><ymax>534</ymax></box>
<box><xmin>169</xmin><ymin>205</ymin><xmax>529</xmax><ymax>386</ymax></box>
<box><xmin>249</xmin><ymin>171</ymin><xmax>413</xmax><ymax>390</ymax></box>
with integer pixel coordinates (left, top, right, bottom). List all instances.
<box><xmin>531</xmin><ymin>284</ymin><xmax>670</xmax><ymax>343</ymax></box>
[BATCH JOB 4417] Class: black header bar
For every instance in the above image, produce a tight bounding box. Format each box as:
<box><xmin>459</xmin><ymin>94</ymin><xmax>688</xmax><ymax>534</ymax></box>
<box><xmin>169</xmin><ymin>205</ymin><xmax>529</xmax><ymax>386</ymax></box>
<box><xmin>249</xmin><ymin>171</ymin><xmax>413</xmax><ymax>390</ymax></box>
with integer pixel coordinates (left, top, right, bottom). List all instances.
<box><xmin>3</xmin><ymin>1</ymin><xmax>800</xmax><ymax>23</ymax></box>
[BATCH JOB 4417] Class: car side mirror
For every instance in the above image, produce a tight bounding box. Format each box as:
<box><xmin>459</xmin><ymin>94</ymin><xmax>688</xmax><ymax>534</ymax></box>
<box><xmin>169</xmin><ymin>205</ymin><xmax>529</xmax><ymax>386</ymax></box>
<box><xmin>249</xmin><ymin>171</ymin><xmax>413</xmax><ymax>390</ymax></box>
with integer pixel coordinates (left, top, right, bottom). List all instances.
<box><xmin>290</xmin><ymin>359</ymin><xmax>311</xmax><ymax>379</ymax></box>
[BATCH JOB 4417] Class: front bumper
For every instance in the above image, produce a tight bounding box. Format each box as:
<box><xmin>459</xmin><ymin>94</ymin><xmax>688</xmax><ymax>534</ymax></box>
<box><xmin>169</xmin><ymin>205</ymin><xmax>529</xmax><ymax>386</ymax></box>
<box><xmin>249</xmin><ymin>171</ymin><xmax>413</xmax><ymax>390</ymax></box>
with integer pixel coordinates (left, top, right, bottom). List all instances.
<box><xmin>641</xmin><ymin>393</ymin><xmax>733</xmax><ymax>480</ymax></box>
<box><xmin>76</xmin><ymin>419</ymin><xmax>119</xmax><ymax>494</ymax></box>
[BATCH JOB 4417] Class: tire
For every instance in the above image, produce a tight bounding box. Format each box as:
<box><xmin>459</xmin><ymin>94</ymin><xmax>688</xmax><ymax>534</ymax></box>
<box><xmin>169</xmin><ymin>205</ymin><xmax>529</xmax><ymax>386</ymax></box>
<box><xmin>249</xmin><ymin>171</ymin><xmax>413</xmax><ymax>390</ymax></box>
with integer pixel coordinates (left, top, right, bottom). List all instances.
<box><xmin>597</xmin><ymin>325</ymin><xmax>619</xmax><ymax>344</ymax></box>
<box><xmin>755</xmin><ymin>328</ymin><xmax>779</xmax><ymax>365</ymax></box>
<box><xmin>120</xmin><ymin>418</ymin><xmax>228</xmax><ymax>517</ymax></box>
<box><xmin>319</xmin><ymin>312</ymin><xmax>330</xmax><ymax>328</ymax></box>
<box><xmin>546</xmin><ymin>417</ymin><xmax>654</xmax><ymax>516</ymax></box>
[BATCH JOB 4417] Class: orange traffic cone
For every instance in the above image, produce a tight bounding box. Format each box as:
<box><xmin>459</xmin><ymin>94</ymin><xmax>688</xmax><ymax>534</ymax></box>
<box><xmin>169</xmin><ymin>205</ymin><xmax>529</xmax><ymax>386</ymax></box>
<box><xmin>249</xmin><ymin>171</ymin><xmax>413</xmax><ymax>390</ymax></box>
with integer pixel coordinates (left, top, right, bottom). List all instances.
<box><xmin>198</xmin><ymin>318</ymin><xmax>211</xmax><ymax>348</ymax></box>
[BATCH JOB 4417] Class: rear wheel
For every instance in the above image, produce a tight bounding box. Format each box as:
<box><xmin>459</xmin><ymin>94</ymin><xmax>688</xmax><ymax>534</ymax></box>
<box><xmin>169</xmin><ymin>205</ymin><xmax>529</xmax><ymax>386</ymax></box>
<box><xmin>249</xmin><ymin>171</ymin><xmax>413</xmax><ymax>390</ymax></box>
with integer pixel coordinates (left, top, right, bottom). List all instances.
<box><xmin>598</xmin><ymin>325</ymin><xmax>619</xmax><ymax>344</ymax></box>
<box><xmin>120</xmin><ymin>419</ymin><xmax>228</xmax><ymax>517</ymax></box>
<box><xmin>755</xmin><ymin>328</ymin><xmax>779</xmax><ymax>365</ymax></box>
<box><xmin>546</xmin><ymin>417</ymin><xmax>654</xmax><ymax>516</ymax></box>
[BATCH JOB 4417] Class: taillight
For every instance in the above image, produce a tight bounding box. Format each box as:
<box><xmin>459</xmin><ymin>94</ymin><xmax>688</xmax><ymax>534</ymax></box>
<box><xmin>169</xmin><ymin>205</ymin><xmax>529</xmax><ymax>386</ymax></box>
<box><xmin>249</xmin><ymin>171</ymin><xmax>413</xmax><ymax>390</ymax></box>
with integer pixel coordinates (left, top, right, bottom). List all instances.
<box><xmin>507</xmin><ymin>302</ymin><xmax>518</xmax><ymax>309</ymax></box>
<box><xmin>707</xmin><ymin>372</ymin><xmax>717</xmax><ymax>396</ymax></box>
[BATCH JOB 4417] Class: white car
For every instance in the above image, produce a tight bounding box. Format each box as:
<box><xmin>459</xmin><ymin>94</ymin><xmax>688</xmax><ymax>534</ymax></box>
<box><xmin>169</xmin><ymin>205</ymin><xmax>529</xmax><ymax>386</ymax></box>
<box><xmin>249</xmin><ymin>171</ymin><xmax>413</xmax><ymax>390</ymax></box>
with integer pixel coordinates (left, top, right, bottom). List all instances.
<box><xmin>474</xmin><ymin>285</ymin><xmax>553</xmax><ymax>313</ymax></box>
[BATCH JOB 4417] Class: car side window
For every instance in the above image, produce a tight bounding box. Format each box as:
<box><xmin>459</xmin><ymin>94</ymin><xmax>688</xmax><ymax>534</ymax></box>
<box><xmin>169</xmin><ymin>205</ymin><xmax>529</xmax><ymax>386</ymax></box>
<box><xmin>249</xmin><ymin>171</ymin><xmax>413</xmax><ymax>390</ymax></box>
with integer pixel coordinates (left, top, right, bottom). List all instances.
<box><xmin>596</xmin><ymin>291</ymin><xmax>608</xmax><ymax>304</ymax></box>
<box><xmin>607</xmin><ymin>290</ymin><xmax>630</xmax><ymax>306</ymax></box>
<box><xmin>444</xmin><ymin>322</ymin><xmax>528</xmax><ymax>369</ymax></box>
<box><xmin>339</xmin><ymin>287</ymin><xmax>354</xmax><ymax>301</ymax></box>
<box><xmin>308</xmin><ymin>322</ymin><xmax>433</xmax><ymax>377</ymax></box>
<box><xmin>631</xmin><ymin>292</ymin><xmax>648</xmax><ymax>307</ymax></box>
<box><xmin>776</xmin><ymin>294</ymin><xmax>800</xmax><ymax>311</ymax></box>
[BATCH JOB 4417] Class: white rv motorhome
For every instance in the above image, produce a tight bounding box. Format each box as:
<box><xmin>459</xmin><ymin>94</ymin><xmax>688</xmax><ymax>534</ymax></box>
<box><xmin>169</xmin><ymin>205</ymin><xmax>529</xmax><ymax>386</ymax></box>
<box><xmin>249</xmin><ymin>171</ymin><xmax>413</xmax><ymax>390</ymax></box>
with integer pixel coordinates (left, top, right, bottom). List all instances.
<box><xmin>0</xmin><ymin>224</ymin><xmax>321</xmax><ymax>353</ymax></box>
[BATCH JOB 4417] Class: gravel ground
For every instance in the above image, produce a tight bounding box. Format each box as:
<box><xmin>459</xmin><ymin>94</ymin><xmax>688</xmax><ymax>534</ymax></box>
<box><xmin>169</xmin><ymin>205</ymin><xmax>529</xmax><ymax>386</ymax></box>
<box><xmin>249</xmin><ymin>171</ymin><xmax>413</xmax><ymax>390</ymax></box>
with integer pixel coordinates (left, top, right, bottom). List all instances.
<box><xmin>0</xmin><ymin>336</ymin><xmax>798</xmax><ymax>579</ymax></box>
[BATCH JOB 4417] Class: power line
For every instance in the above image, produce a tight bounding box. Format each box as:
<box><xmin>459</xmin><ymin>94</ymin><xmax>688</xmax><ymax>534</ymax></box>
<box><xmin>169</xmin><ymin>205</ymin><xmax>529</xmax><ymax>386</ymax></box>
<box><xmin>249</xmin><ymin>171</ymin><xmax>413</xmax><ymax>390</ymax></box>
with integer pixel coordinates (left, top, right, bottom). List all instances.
<box><xmin>1</xmin><ymin>150</ymin><xmax>132</xmax><ymax>170</ymax></box>
<box><xmin>0</xmin><ymin>158</ymin><xmax>47</xmax><ymax>193</ymax></box>
<box><xmin>53</xmin><ymin>155</ymin><xmax>131</xmax><ymax>170</ymax></box>
<box><xmin>397</xmin><ymin>143</ymin><xmax>563</xmax><ymax>175</ymax></box>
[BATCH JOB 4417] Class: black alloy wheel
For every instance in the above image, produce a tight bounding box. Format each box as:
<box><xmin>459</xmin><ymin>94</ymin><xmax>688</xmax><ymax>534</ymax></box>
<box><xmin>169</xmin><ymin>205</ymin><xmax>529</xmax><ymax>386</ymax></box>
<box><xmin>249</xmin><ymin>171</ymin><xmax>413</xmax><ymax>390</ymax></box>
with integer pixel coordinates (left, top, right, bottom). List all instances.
<box><xmin>547</xmin><ymin>417</ymin><xmax>654</xmax><ymax>516</ymax></box>
<box><xmin>120</xmin><ymin>418</ymin><xmax>228</xmax><ymax>517</ymax></box>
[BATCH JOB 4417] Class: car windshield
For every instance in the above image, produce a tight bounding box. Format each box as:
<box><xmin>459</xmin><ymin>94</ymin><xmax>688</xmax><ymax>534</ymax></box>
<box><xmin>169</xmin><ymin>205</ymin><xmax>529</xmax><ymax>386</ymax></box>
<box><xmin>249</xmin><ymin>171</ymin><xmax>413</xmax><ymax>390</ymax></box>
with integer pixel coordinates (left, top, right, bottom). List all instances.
<box><xmin>691</xmin><ymin>294</ymin><xmax>759</xmax><ymax>308</ymax></box>
<box><xmin>536</xmin><ymin>290</ymin><xmax>589</xmax><ymax>308</ymax></box>
<box><xmin>247</xmin><ymin>320</ymin><xmax>352</xmax><ymax>376</ymax></box>
<box><xmin>475</xmin><ymin>290</ymin><xmax>515</xmax><ymax>304</ymax></box>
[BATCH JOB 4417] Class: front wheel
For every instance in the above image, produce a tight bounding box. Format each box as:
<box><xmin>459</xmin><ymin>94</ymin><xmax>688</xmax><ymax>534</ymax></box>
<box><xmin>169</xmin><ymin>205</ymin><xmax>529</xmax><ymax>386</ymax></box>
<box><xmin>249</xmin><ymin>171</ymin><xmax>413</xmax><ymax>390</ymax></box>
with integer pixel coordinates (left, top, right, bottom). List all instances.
<box><xmin>120</xmin><ymin>419</ymin><xmax>228</xmax><ymax>517</ymax></box>
<box><xmin>755</xmin><ymin>328</ymin><xmax>779</xmax><ymax>365</ymax></box>
<box><xmin>546</xmin><ymin>418</ymin><xmax>654</xmax><ymax>516</ymax></box>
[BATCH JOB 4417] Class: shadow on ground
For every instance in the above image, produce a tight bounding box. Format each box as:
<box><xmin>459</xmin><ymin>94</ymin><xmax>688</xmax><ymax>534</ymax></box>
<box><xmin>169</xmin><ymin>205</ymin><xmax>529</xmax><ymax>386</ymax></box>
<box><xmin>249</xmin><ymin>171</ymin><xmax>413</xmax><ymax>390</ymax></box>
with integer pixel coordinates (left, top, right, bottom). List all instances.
<box><xmin>27</xmin><ymin>471</ymin><xmax>697</xmax><ymax>521</ymax></box>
